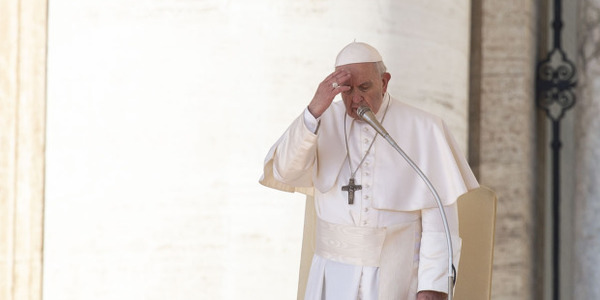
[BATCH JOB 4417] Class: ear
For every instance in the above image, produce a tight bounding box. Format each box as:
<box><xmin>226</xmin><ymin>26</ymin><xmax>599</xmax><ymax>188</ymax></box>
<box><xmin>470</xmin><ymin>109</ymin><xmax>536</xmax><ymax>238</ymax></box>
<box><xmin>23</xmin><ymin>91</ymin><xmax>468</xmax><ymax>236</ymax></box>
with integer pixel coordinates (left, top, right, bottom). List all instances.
<box><xmin>381</xmin><ymin>72</ymin><xmax>391</xmax><ymax>95</ymax></box>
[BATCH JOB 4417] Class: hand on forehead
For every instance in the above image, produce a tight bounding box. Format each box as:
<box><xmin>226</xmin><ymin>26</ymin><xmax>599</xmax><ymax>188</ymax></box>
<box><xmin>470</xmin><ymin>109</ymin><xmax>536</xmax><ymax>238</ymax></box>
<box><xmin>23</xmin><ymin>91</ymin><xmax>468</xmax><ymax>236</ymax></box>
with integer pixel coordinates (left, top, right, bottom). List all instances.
<box><xmin>335</xmin><ymin>63</ymin><xmax>380</xmax><ymax>87</ymax></box>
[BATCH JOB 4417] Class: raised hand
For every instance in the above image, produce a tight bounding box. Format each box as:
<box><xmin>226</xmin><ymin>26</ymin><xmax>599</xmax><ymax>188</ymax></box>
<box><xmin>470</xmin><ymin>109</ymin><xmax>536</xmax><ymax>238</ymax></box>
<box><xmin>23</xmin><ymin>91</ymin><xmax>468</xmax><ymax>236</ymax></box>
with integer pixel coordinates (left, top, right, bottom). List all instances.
<box><xmin>307</xmin><ymin>69</ymin><xmax>351</xmax><ymax>118</ymax></box>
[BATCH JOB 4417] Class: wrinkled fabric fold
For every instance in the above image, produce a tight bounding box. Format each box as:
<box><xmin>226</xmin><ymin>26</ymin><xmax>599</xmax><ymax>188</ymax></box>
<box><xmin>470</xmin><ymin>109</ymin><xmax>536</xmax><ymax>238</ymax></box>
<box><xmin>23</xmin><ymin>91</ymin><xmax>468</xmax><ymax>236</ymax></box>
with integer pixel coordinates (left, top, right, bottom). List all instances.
<box><xmin>315</xmin><ymin>218</ymin><xmax>386</xmax><ymax>267</ymax></box>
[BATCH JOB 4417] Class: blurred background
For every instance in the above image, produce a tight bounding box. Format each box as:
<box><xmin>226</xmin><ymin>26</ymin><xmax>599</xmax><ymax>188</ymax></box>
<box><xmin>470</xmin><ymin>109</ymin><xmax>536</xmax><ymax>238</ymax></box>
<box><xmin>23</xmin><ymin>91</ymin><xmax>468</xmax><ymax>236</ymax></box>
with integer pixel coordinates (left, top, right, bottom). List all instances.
<box><xmin>1</xmin><ymin>0</ymin><xmax>599</xmax><ymax>299</ymax></box>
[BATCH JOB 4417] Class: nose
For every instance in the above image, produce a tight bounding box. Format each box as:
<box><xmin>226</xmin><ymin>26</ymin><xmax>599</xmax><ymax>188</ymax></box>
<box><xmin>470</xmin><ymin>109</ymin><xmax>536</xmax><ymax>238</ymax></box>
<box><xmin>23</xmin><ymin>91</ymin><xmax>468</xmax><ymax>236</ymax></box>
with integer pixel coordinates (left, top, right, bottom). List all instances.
<box><xmin>352</xmin><ymin>92</ymin><xmax>362</xmax><ymax>104</ymax></box>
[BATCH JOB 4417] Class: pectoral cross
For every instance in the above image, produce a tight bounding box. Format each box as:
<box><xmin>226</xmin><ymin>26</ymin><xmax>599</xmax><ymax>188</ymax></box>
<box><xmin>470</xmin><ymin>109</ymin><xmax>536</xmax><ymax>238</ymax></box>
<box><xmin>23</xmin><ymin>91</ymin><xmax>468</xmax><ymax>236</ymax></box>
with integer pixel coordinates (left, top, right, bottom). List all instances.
<box><xmin>341</xmin><ymin>178</ymin><xmax>362</xmax><ymax>205</ymax></box>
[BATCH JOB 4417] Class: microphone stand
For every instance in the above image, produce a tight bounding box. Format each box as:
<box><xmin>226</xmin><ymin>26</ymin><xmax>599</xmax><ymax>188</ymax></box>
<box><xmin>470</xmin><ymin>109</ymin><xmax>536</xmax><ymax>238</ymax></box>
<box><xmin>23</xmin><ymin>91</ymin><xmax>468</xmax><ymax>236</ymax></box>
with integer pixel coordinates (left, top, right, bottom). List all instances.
<box><xmin>358</xmin><ymin>106</ymin><xmax>455</xmax><ymax>300</ymax></box>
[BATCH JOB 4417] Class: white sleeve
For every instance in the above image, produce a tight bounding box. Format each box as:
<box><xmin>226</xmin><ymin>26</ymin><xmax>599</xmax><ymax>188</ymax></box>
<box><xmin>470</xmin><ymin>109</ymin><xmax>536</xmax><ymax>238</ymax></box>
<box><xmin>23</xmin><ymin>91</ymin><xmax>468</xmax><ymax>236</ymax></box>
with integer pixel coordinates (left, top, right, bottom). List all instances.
<box><xmin>417</xmin><ymin>201</ymin><xmax>462</xmax><ymax>294</ymax></box>
<box><xmin>265</xmin><ymin>110</ymin><xmax>319</xmax><ymax>187</ymax></box>
<box><xmin>303</xmin><ymin>107</ymin><xmax>321</xmax><ymax>134</ymax></box>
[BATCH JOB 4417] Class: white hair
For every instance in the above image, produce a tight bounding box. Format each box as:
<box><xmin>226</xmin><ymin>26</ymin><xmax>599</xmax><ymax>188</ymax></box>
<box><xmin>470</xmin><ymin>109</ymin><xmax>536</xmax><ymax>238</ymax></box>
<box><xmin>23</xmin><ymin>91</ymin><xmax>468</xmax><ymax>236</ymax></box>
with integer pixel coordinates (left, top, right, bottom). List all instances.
<box><xmin>375</xmin><ymin>61</ymin><xmax>387</xmax><ymax>75</ymax></box>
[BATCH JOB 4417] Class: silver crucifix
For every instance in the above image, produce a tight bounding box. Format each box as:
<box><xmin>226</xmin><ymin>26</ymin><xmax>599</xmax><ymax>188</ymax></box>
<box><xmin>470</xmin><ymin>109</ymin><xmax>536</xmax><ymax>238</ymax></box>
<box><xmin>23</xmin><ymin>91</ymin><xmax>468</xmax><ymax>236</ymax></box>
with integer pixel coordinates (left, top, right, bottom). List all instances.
<box><xmin>341</xmin><ymin>178</ymin><xmax>362</xmax><ymax>205</ymax></box>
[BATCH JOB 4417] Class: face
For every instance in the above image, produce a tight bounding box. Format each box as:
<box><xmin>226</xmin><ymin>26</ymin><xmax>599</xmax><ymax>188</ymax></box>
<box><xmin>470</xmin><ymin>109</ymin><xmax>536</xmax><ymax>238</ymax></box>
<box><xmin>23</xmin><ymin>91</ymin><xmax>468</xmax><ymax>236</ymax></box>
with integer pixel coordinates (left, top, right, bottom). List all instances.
<box><xmin>336</xmin><ymin>62</ymin><xmax>391</xmax><ymax>120</ymax></box>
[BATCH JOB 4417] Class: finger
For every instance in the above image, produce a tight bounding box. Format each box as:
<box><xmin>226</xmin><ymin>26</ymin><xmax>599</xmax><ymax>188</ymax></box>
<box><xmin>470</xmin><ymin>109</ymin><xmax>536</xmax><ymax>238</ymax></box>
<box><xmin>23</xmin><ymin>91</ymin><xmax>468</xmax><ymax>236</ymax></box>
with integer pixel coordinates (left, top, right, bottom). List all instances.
<box><xmin>326</xmin><ymin>71</ymin><xmax>350</xmax><ymax>90</ymax></box>
<box><xmin>320</xmin><ymin>80</ymin><xmax>338</xmax><ymax>92</ymax></box>
<box><xmin>323</xmin><ymin>69</ymin><xmax>347</xmax><ymax>83</ymax></box>
<box><xmin>322</xmin><ymin>70</ymin><xmax>339</xmax><ymax>82</ymax></box>
<box><xmin>335</xmin><ymin>72</ymin><xmax>351</xmax><ymax>86</ymax></box>
<box><xmin>335</xmin><ymin>85</ymin><xmax>351</xmax><ymax>95</ymax></box>
<box><xmin>322</xmin><ymin>80</ymin><xmax>340</xmax><ymax>91</ymax></box>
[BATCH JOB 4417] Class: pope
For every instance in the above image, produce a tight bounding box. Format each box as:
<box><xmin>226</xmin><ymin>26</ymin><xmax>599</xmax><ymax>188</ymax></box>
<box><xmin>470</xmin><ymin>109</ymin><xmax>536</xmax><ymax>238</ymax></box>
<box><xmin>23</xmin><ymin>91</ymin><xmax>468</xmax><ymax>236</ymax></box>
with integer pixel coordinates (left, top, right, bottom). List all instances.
<box><xmin>260</xmin><ymin>41</ymin><xmax>479</xmax><ymax>300</ymax></box>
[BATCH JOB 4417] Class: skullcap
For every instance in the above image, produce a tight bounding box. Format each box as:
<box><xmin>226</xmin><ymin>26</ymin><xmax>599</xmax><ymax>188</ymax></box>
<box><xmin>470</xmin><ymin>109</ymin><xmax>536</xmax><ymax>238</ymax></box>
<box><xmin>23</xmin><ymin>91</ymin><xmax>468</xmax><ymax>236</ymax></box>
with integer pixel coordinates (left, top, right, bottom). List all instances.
<box><xmin>334</xmin><ymin>42</ymin><xmax>383</xmax><ymax>67</ymax></box>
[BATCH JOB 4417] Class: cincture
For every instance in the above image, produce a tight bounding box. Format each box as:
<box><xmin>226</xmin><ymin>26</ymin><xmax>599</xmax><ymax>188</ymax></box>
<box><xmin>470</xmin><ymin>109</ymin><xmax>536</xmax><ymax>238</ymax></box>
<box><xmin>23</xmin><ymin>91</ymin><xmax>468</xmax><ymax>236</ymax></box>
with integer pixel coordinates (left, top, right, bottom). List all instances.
<box><xmin>314</xmin><ymin>217</ymin><xmax>418</xmax><ymax>299</ymax></box>
<box><xmin>315</xmin><ymin>217</ymin><xmax>386</xmax><ymax>266</ymax></box>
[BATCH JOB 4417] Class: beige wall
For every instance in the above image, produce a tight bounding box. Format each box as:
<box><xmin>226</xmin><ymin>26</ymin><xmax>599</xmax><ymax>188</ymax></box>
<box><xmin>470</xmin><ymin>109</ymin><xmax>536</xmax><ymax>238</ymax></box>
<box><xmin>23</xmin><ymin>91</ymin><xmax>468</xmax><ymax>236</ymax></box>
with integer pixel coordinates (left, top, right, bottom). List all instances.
<box><xmin>43</xmin><ymin>1</ymin><xmax>471</xmax><ymax>299</ymax></box>
<box><xmin>0</xmin><ymin>0</ymin><xmax>47</xmax><ymax>299</ymax></box>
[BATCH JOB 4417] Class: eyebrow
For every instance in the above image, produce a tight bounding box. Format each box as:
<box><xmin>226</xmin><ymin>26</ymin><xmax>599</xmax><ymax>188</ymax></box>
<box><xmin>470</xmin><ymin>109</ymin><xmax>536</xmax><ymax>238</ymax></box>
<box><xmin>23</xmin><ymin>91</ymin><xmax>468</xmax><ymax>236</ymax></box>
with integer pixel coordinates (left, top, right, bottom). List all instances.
<box><xmin>358</xmin><ymin>82</ymin><xmax>372</xmax><ymax>89</ymax></box>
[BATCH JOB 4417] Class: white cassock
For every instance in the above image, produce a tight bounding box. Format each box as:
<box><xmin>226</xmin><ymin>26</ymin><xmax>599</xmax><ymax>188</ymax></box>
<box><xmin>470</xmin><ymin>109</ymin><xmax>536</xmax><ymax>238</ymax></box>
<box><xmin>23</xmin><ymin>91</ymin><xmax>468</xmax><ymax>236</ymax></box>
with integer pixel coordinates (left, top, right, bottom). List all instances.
<box><xmin>260</xmin><ymin>94</ymin><xmax>479</xmax><ymax>300</ymax></box>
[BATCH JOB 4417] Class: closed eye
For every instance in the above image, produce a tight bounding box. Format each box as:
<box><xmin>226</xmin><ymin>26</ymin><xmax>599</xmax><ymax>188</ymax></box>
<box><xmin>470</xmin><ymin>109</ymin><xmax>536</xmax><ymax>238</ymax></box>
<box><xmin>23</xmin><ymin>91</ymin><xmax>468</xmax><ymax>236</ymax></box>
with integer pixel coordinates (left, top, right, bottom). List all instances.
<box><xmin>359</xmin><ymin>83</ymin><xmax>372</xmax><ymax>92</ymax></box>
<box><xmin>345</xmin><ymin>82</ymin><xmax>372</xmax><ymax>94</ymax></box>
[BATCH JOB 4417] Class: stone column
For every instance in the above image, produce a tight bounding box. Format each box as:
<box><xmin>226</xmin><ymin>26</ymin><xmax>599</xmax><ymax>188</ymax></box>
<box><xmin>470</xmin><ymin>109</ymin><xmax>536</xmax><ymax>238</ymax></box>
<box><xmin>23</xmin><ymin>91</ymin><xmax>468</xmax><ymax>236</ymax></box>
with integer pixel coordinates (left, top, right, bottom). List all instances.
<box><xmin>469</xmin><ymin>0</ymin><xmax>538</xmax><ymax>299</ymax></box>
<box><xmin>0</xmin><ymin>0</ymin><xmax>48</xmax><ymax>299</ymax></box>
<box><xmin>574</xmin><ymin>0</ymin><xmax>600</xmax><ymax>298</ymax></box>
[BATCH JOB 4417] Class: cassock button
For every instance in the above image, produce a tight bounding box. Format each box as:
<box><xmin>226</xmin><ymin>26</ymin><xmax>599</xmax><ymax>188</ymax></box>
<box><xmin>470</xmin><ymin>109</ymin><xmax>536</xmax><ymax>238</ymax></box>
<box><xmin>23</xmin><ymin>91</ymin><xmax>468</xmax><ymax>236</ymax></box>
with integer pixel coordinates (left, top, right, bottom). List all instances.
<box><xmin>364</xmin><ymin>138</ymin><xmax>369</xmax><ymax>144</ymax></box>
<box><xmin>364</xmin><ymin>208</ymin><xmax>369</xmax><ymax>212</ymax></box>
<box><xmin>362</xmin><ymin>221</ymin><xmax>368</xmax><ymax>226</ymax></box>
<box><xmin>364</xmin><ymin>195</ymin><xmax>370</xmax><ymax>200</ymax></box>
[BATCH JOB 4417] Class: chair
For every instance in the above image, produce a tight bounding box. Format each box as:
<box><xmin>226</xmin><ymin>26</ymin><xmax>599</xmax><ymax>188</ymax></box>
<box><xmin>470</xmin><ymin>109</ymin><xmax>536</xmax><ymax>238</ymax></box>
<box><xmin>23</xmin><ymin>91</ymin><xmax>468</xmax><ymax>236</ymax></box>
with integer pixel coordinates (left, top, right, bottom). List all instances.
<box><xmin>454</xmin><ymin>186</ymin><xmax>498</xmax><ymax>300</ymax></box>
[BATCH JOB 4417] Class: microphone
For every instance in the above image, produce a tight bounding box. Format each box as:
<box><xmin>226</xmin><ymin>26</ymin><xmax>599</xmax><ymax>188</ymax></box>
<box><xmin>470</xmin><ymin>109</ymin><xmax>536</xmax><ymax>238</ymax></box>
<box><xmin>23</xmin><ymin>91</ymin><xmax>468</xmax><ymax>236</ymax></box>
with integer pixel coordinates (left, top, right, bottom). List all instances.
<box><xmin>356</xmin><ymin>106</ymin><xmax>390</xmax><ymax>138</ymax></box>
<box><xmin>356</xmin><ymin>104</ymin><xmax>457</xmax><ymax>299</ymax></box>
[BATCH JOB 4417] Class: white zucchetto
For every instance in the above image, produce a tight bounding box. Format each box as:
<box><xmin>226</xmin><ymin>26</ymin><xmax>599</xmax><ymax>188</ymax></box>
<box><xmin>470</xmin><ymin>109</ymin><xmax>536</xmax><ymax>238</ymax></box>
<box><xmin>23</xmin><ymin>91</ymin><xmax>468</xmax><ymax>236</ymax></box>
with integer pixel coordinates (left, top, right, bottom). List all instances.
<box><xmin>334</xmin><ymin>42</ymin><xmax>383</xmax><ymax>67</ymax></box>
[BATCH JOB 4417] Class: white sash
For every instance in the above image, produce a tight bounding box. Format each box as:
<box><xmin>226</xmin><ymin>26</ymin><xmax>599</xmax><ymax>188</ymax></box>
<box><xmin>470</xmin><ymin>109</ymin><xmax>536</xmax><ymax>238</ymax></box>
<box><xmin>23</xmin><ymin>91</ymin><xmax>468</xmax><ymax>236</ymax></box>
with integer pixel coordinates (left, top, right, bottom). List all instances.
<box><xmin>314</xmin><ymin>218</ymin><xmax>419</xmax><ymax>299</ymax></box>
